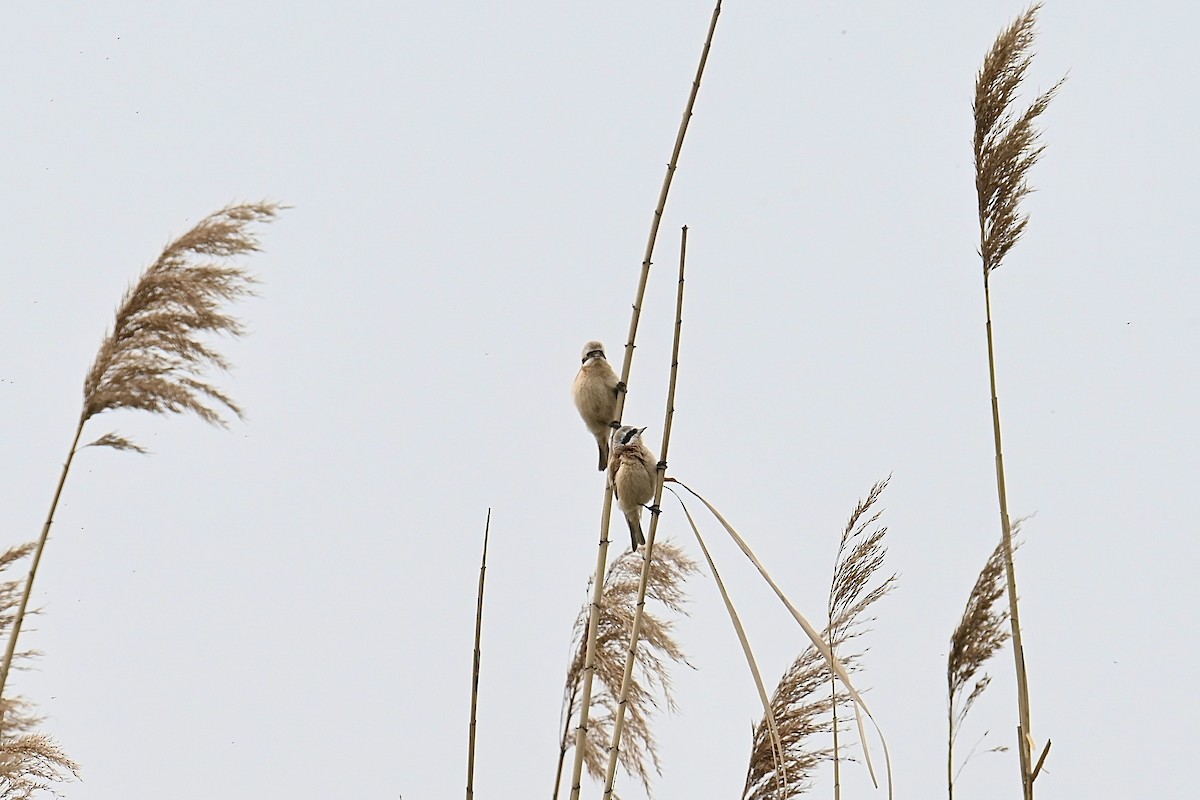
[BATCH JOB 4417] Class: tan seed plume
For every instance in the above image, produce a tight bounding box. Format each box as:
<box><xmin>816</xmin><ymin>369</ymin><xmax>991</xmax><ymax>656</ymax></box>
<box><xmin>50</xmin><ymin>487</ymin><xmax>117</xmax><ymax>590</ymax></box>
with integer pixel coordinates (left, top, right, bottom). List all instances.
<box><xmin>555</xmin><ymin>541</ymin><xmax>696</xmax><ymax>798</ymax></box>
<box><xmin>82</xmin><ymin>201</ymin><xmax>282</xmax><ymax>437</ymax></box>
<box><xmin>743</xmin><ymin>479</ymin><xmax>895</xmax><ymax>800</ymax></box>
<box><xmin>974</xmin><ymin>3</ymin><xmax>1063</xmax><ymax>276</ymax></box>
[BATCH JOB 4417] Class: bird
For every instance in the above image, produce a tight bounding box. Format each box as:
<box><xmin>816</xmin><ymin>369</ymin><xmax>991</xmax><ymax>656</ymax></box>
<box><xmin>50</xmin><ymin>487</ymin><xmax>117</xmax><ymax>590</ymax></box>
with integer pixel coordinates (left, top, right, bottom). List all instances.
<box><xmin>608</xmin><ymin>425</ymin><xmax>658</xmax><ymax>551</ymax></box>
<box><xmin>571</xmin><ymin>340</ymin><xmax>624</xmax><ymax>470</ymax></box>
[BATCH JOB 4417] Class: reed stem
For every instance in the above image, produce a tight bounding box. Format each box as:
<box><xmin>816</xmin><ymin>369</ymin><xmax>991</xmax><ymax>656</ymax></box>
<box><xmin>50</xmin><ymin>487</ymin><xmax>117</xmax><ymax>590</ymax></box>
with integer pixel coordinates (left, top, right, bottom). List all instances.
<box><xmin>465</xmin><ymin>509</ymin><xmax>490</xmax><ymax>800</ymax></box>
<box><xmin>0</xmin><ymin>417</ymin><xmax>86</xmax><ymax>733</ymax></box>
<box><xmin>601</xmin><ymin>226</ymin><xmax>688</xmax><ymax>797</ymax></box>
<box><xmin>567</xmin><ymin>3</ymin><xmax>722</xmax><ymax>796</ymax></box>
<box><xmin>983</xmin><ymin>275</ymin><xmax>1034</xmax><ymax>800</ymax></box>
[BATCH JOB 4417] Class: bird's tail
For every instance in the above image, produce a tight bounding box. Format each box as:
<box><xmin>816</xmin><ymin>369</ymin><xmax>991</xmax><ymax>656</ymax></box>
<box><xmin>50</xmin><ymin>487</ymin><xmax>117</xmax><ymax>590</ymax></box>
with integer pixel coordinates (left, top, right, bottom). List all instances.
<box><xmin>596</xmin><ymin>438</ymin><xmax>609</xmax><ymax>471</ymax></box>
<box><xmin>626</xmin><ymin>514</ymin><xmax>646</xmax><ymax>551</ymax></box>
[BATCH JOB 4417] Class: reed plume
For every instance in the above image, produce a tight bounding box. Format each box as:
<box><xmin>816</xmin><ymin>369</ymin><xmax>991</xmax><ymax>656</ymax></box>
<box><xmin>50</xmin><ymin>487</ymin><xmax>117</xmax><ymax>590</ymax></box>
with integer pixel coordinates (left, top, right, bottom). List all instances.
<box><xmin>0</xmin><ymin>544</ymin><xmax>77</xmax><ymax>797</ymax></box>
<box><xmin>555</xmin><ymin>541</ymin><xmax>696</xmax><ymax>799</ymax></box>
<box><xmin>0</xmin><ymin>202</ymin><xmax>282</xmax><ymax>725</ymax></box>
<box><xmin>827</xmin><ymin>478</ymin><xmax>895</xmax><ymax>799</ymax></box>
<box><xmin>974</xmin><ymin>4</ymin><xmax>1062</xmax><ymax>278</ymax></box>
<box><xmin>947</xmin><ymin>532</ymin><xmax>1019</xmax><ymax>799</ymax></box>
<box><xmin>742</xmin><ymin>480</ymin><xmax>895</xmax><ymax>800</ymax></box>
<box><xmin>972</xmin><ymin>6</ymin><xmax>1059</xmax><ymax>796</ymax></box>
<box><xmin>82</xmin><ymin>201</ymin><xmax>281</xmax><ymax>430</ymax></box>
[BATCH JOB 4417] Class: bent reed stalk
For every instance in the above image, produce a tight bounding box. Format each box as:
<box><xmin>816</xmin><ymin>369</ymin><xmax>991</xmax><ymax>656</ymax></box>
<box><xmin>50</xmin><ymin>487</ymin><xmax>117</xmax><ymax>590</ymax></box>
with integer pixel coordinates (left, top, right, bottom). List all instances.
<box><xmin>0</xmin><ymin>203</ymin><xmax>281</xmax><ymax>732</ymax></box>
<box><xmin>567</xmin><ymin>3</ymin><xmax>723</xmax><ymax>798</ymax></box>
<box><xmin>972</xmin><ymin>6</ymin><xmax>1060</xmax><ymax>797</ymax></box>
<box><xmin>601</xmin><ymin>226</ymin><xmax>689</xmax><ymax>797</ymax></box>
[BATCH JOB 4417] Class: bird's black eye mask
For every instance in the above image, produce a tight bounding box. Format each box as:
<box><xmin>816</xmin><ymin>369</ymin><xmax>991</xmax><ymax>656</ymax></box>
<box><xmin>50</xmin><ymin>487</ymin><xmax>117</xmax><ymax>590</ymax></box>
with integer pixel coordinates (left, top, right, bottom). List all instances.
<box><xmin>621</xmin><ymin>428</ymin><xmax>639</xmax><ymax>445</ymax></box>
<box><xmin>584</xmin><ymin>349</ymin><xmax>605</xmax><ymax>363</ymax></box>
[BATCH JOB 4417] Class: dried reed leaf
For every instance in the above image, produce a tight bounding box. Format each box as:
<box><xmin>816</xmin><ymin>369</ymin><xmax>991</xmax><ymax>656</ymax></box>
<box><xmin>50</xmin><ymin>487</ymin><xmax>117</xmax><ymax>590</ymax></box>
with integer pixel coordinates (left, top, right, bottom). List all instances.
<box><xmin>84</xmin><ymin>433</ymin><xmax>149</xmax><ymax>454</ymax></box>
<box><xmin>558</xmin><ymin>541</ymin><xmax>696</xmax><ymax>797</ymax></box>
<box><xmin>666</xmin><ymin>490</ymin><xmax>788</xmax><ymax>799</ymax></box>
<box><xmin>974</xmin><ymin>4</ymin><xmax>1063</xmax><ymax>275</ymax></box>
<box><xmin>81</xmin><ymin>202</ymin><xmax>282</xmax><ymax>441</ymax></box>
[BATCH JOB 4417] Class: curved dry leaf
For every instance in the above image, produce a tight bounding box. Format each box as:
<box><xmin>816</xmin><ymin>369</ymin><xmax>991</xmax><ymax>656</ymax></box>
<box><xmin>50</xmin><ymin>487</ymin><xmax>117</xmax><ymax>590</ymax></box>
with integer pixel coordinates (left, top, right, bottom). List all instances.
<box><xmin>85</xmin><ymin>433</ymin><xmax>149</xmax><ymax>454</ymax></box>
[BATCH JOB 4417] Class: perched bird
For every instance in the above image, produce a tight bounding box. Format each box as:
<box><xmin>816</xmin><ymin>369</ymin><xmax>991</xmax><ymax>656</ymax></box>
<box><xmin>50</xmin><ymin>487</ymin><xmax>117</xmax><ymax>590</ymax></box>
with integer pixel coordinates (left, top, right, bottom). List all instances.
<box><xmin>571</xmin><ymin>340</ymin><xmax>624</xmax><ymax>470</ymax></box>
<box><xmin>609</xmin><ymin>425</ymin><xmax>658</xmax><ymax>551</ymax></box>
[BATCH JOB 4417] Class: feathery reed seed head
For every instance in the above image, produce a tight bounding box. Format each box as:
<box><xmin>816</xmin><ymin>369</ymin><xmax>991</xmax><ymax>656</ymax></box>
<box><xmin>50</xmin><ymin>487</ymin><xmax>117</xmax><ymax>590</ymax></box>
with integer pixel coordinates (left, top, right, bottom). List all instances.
<box><xmin>560</xmin><ymin>542</ymin><xmax>696</xmax><ymax>795</ymax></box>
<box><xmin>973</xmin><ymin>4</ymin><xmax>1062</xmax><ymax>276</ymax></box>
<box><xmin>949</xmin><ymin>530</ymin><xmax>1022</xmax><ymax>734</ymax></box>
<box><xmin>744</xmin><ymin>479</ymin><xmax>895</xmax><ymax>800</ymax></box>
<box><xmin>81</xmin><ymin>202</ymin><xmax>282</xmax><ymax>443</ymax></box>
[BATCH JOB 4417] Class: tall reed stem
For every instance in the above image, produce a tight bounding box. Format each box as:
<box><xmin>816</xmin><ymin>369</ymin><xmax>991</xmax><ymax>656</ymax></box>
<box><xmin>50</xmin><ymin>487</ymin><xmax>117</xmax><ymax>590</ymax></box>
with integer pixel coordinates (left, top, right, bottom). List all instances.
<box><xmin>0</xmin><ymin>417</ymin><xmax>85</xmax><ymax>733</ymax></box>
<box><xmin>601</xmin><ymin>226</ymin><xmax>688</xmax><ymax>797</ymax></box>
<box><xmin>983</xmin><ymin>276</ymin><xmax>1033</xmax><ymax>799</ymax></box>
<box><xmin>466</xmin><ymin>509</ymin><xmax>490</xmax><ymax>800</ymax></box>
<box><xmin>567</xmin><ymin>4</ymin><xmax>721</xmax><ymax>797</ymax></box>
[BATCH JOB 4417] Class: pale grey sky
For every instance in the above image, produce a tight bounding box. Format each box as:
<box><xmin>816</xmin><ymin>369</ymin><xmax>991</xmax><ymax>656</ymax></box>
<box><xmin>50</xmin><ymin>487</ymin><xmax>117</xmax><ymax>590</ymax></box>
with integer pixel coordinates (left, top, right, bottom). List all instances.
<box><xmin>1</xmin><ymin>2</ymin><xmax>1195</xmax><ymax>798</ymax></box>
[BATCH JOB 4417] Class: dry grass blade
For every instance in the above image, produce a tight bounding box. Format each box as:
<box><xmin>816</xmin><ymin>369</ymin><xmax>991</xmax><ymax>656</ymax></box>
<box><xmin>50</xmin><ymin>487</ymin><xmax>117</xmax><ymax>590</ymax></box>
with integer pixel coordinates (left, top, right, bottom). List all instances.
<box><xmin>82</xmin><ymin>201</ymin><xmax>282</xmax><ymax>433</ymax></box>
<box><xmin>83</xmin><ymin>432</ymin><xmax>148</xmax><ymax>454</ymax></box>
<box><xmin>667</xmin><ymin>489</ymin><xmax>788</xmax><ymax>800</ymax></box>
<box><xmin>947</xmin><ymin>526</ymin><xmax>1023</xmax><ymax>799</ymax></box>
<box><xmin>974</xmin><ymin>3</ymin><xmax>1063</xmax><ymax>276</ymax></box>
<box><xmin>556</xmin><ymin>542</ymin><xmax>696</xmax><ymax>798</ymax></box>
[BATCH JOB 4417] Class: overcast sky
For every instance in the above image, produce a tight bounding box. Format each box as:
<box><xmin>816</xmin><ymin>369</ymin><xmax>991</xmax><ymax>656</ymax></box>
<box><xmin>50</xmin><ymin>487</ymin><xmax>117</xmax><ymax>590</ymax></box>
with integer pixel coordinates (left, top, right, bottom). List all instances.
<box><xmin>1</xmin><ymin>2</ymin><xmax>1195</xmax><ymax>798</ymax></box>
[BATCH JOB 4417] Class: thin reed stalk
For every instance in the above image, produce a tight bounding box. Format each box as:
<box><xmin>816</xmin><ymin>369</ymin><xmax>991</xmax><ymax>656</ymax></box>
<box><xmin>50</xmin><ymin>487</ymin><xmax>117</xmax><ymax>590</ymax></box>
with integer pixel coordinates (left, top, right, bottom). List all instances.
<box><xmin>0</xmin><ymin>543</ymin><xmax>77</xmax><ymax>794</ymax></box>
<box><xmin>568</xmin><ymin>4</ymin><xmax>723</xmax><ymax>798</ymax></box>
<box><xmin>0</xmin><ymin>202</ymin><xmax>280</xmax><ymax>732</ymax></box>
<box><xmin>601</xmin><ymin>226</ymin><xmax>688</xmax><ymax>797</ymax></box>
<box><xmin>972</xmin><ymin>7</ymin><xmax>1060</xmax><ymax>796</ymax></box>
<box><xmin>465</xmin><ymin>509</ymin><xmax>490</xmax><ymax>800</ymax></box>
